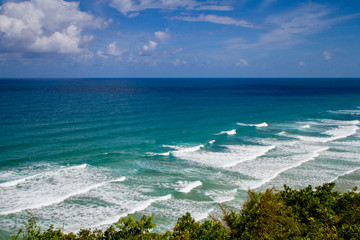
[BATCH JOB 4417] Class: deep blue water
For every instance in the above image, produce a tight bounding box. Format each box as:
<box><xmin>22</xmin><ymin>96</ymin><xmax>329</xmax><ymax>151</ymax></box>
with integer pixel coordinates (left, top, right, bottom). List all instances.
<box><xmin>1</xmin><ymin>78</ymin><xmax>360</xmax><ymax>237</ymax></box>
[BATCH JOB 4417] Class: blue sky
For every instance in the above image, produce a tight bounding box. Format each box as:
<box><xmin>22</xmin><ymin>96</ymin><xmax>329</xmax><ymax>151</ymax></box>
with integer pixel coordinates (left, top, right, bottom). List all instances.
<box><xmin>0</xmin><ymin>0</ymin><xmax>359</xmax><ymax>78</ymax></box>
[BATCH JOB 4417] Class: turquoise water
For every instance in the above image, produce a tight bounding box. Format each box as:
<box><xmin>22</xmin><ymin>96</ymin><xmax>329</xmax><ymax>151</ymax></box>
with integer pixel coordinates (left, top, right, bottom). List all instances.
<box><xmin>1</xmin><ymin>78</ymin><xmax>360</xmax><ymax>237</ymax></box>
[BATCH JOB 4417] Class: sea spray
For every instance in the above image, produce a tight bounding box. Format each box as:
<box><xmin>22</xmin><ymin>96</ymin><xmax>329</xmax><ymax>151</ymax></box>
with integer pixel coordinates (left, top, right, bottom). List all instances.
<box><xmin>237</xmin><ymin>122</ymin><xmax>268</xmax><ymax>127</ymax></box>
<box><xmin>0</xmin><ymin>176</ymin><xmax>126</xmax><ymax>216</ymax></box>
<box><xmin>92</xmin><ymin>194</ymin><xmax>172</xmax><ymax>228</ymax></box>
<box><xmin>176</xmin><ymin>181</ymin><xmax>203</xmax><ymax>193</ymax></box>
<box><xmin>216</xmin><ymin>129</ymin><xmax>237</xmax><ymax>136</ymax></box>
<box><xmin>0</xmin><ymin>164</ymin><xmax>88</xmax><ymax>188</ymax></box>
<box><xmin>173</xmin><ymin>144</ymin><xmax>275</xmax><ymax>168</ymax></box>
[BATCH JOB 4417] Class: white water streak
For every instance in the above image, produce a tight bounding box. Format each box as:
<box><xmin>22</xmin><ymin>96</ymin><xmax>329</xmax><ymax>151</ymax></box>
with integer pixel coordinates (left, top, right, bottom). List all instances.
<box><xmin>0</xmin><ymin>176</ymin><xmax>125</xmax><ymax>216</ymax></box>
<box><xmin>248</xmin><ymin>147</ymin><xmax>329</xmax><ymax>190</ymax></box>
<box><xmin>92</xmin><ymin>194</ymin><xmax>171</xmax><ymax>228</ymax></box>
<box><xmin>330</xmin><ymin>167</ymin><xmax>360</xmax><ymax>183</ymax></box>
<box><xmin>0</xmin><ymin>164</ymin><xmax>88</xmax><ymax>188</ymax></box>
<box><xmin>237</xmin><ymin>122</ymin><xmax>268</xmax><ymax>127</ymax></box>
<box><xmin>177</xmin><ymin>181</ymin><xmax>202</xmax><ymax>193</ymax></box>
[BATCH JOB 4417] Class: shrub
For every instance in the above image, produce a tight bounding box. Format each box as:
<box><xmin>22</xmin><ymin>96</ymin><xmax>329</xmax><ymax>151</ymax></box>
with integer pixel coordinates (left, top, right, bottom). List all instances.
<box><xmin>219</xmin><ymin>189</ymin><xmax>301</xmax><ymax>239</ymax></box>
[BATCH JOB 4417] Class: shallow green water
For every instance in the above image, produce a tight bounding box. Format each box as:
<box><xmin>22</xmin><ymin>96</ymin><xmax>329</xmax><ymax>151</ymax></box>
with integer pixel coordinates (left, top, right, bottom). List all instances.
<box><xmin>0</xmin><ymin>78</ymin><xmax>360</xmax><ymax>237</ymax></box>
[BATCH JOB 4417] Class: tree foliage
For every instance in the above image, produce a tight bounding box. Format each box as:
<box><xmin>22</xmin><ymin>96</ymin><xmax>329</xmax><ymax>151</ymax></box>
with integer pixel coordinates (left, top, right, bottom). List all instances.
<box><xmin>8</xmin><ymin>183</ymin><xmax>360</xmax><ymax>240</ymax></box>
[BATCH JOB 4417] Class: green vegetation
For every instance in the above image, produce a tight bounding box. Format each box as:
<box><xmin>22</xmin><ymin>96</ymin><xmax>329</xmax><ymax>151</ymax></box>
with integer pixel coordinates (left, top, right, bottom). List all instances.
<box><xmin>8</xmin><ymin>183</ymin><xmax>360</xmax><ymax>239</ymax></box>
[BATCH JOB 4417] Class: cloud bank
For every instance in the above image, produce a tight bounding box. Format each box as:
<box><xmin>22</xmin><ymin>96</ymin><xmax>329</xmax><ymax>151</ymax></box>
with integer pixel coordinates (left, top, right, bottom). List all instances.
<box><xmin>110</xmin><ymin>0</ymin><xmax>233</xmax><ymax>16</ymax></box>
<box><xmin>0</xmin><ymin>0</ymin><xmax>105</xmax><ymax>55</ymax></box>
<box><xmin>172</xmin><ymin>14</ymin><xmax>260</xmax><ymax>28</ymax></box>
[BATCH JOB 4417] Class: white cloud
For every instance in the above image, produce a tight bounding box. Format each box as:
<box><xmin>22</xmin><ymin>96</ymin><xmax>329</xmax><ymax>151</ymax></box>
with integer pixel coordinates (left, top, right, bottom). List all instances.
<box><xmin>155</xmin><ymin>29</ymin><xmax>170</xmax><ymax>40</ymax></box>
<box><xmin>144</xmin><ymin>41</ymin><xmax>158</xmax><ymax>51</ymax></box>
<box><xmin>110</xmin><ymin>0</ymin><xmax>135</xmax><ymax>15</ymax></box>
<box><xmin>323</xmin><ymin>51</ymin><xmax>332</xmax><ymax>61</ymax></box>
<box><xmin>110</xmin><ymin>0</ymin><xmax>232</xmax><ymax>16</ymax></box>
<box><xmin>97</xmin><ymin>50</ymin><xmax>106</xmax><ymax>58</ymax></box>
<box><xmin>29</xmin><ymin>25</ymin><xmax>84</xmax><ymax>54</ymax></box>
<box><xmin>236</xmin><ymin>58</ymin><xmax>249</xmax><ymax>67</ymax></box>
<box><xmin>173</xmin><ymin>14</ymin><xmax>260</xmax><ymax>28</ymax></box>
<box><xmin>229</xmin><ymin>3</ymin><xmax>360</xmax><ymax>49</ymax></box>
<box><xmin>106</xmin><ymin>42</ymin><xmax>126</xmax><ymax>56</ymax></box>
<box><xmin>128</xmin><ymin>12</ymin><xmax>140</xmax><ymax>18</ymax></box>
<box><xmin>97</xmin><ymin>42</ymin><xmax>127</xmax><ymax>58</ymax></box>
<box><xmin>195</xmin><ymin>5</ymin><xmax>233</xmax><ymax>11</ymax></box>
<box><xmin>139</xmin><ymin>40</ymin><xmax>158</xmax><ymax>56</ymax></box>
<box><xmin>0</xmin><ymin>0</ymin><xmax>105</xmax><ymax>55</ymax></box>
<box><xmin>260</xmin><ymin>4</ymin><xmax>330</xmax><ymax>45</ymax></box>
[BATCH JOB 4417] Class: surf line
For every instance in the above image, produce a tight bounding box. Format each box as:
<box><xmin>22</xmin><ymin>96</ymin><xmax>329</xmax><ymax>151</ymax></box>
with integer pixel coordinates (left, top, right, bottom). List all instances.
<box><xmin>176</xmin><ymin>181</ymin><xmax>202</xmax><ymax>193</ymax></box>
<box><xmin>92</xmin><ymin>194</ymin><xmax>172</xmax><ymax>228</ymax></box>
<box><xmin>0</xmin><ymin>164</ymin><xmax>88</xmax><ymax>188</ymax></box>
<box><xmin>330</xmin><ymin>167</ymin><xmax>360</xmax><ymax>183</ymax></box>
<box><xmin>216</xmin><ymin>129</ymin><xmax>237</xmax><ymax>136</ymax></box>
<box><xmin>237</xmin><ymin>122</ymin><xmax>268</xmax><ymax>127</ymax></box>
<box><xmin>149</xmin><ymin>144</ymin><xmax>204</xmax><ymax>156</ymax></box>
<box><xmin>0</xmin><ymin>177</ymin><xmax>125</xmax><ymax>216</ymax></box>
<box><xmin>246</xmin><ymin>147</ymin><xmax>329</xmax><ymax>190</ymax></box>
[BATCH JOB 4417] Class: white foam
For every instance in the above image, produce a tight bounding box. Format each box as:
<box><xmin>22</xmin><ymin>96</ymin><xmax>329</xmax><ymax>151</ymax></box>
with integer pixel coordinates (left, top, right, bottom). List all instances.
<box><xmin>246</xmin><ymin>147</ymin><xmax>329</xmax><ymax>190</ymax></box>
<box><xmin>93</xmin><ymin>194</ymin><xmax>171</xmax><ymax>227</ymax></box>
<box><xmin>0</xmin><ymin>164</ymin><xmax>125</xmax><ymax>217</ymax></box>
<box><xmin>147</xmin><ymin>144</ymin><xmax>205</xmax><ymax>157</ymax></box>
<box><xmin>330</xmin><ymin>167</ymin><xmax>360</xmax><ymax>183</ymax></box>
<box><xmin>128</xmin><ymin>194</ymin><xmax>172</xmax><ymax>215</ymax></box>
<box><xmin>111</xmin><ymin>177</ymin><xmax>126</xmax><ymax>182</ymax></box>
<box><xmin>226</xmin><ymin>145</ymin><xmax>276</xmax><ymax>167</ymax></box>
<box><xmin>193</xmin><ymin>208</ymin><xmax>214</xmax><ymax>221</ymax></box>
<box><xmin>237</xmin><ymin>122</ymin><xmax>268</xmax><ymax>127</ymax></box>
<box><xmin>291</xmin><ymin>125</ymin><xmax>359</xmax><ymax>143</ymax></box>
<box><xmin>138</xmin><ymin>197</ymin><xmax>215</xmax><ymax>232</ymax></box>
<box><xmin>328</xmin><ymin>110</ymin><xmax>360</xmax><ymax>116</ymax></box>
<box><xmin>0</xmin><ymin>176</ymin><xmax>125</xmax><ymax>216</ymax></box>
<box><xmin>330</xmin><ymin>140</ymin><xmax>360</xmax><ymax>146</ymax></box>
<box><xmin>173</xmin><ymin>144</ymin><xmax>275</xmax><ymax>168</ymax></box>
<box><xmin>301</xmin><ymin>124</ymin><xmax>311</xmax><ymax>129</ymax></box>
<box><xmin>328</xmin><ymin>140</ymin><xmax>360</xmax><ymax>154</ymax></box>
<box><xmin>68</xmin><ymin>163</ymin><xmax>88</xmax><ymax>170</ymax></box>
<box><xmin>256</xmin><ymin>122</ymin><xmax>268</xmax><ymax>127</ymax></box>
<box><xmin>216</xmin><ymin>129</ymin><xmax>237</xmax><ymax>136</ymax></box>
<box><xmin>209</xmin><ymin>140</ymin><xmax>216</xmax><ymax>145</ymax></box>
<box><xmin>33</xmin><ymin>182</ymin><xmax>162</xmax><ymax>233</ymax></box>
<box><xmin>322</xmin><ymin>151</ymin><xmax>360</xmax><ymax>163</ymax></box>
<box><xmin>163</xmin><ymin>144</ymin><xmax>204</xmax><ymax>153</ymax></box>
<box><xmin>162</xmin><ymin>145</ymin><xmax>181</xmax><ymax>150</ymax></box>
<box><xmin>205</xmin><ymin>189</ymin><xmax>238</xmax><ymax>203</ymax></box>
<box><xmin>158</xmin><ymin>152</ymin><xmax>171</xmax><ymax>156</ymax></box>
<box><xmin>146</xmin><ymin>152</ymin><xmax>170</xmax><ymax>156</ymax></box>
<box><xmin>324</xmin><ymin>125</ymin><xmax>359</xmax><ymax>138</ymax></box>
<box><xmin>0</xmin><ymin>173</ymin><xmax>43</xmax><ymax>188</ymax></box>
<box><xmin>316</xmin><ymin>119</ymin><xmax>360</xmax><ymax>126</ymax></box>
<box><xmin>0</xmin><ymin>164</ymin><xmax>88</xmax><ymax>188</ymax></box>
<box><xmin>176</xmin><ymin>181</ymin><xmax>202</xmax><ymax>193</ymax></box>
<box><xmin>177</xmin><ymin>145</ymin><xmax>204</xmax><ymax>153</ymax></box>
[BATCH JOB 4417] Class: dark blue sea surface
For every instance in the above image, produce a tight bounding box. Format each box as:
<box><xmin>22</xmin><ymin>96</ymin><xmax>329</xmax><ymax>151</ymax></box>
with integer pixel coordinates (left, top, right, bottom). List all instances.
<box><xmin>1</xmin><ymin>78</ymin><xmax>360</xmax><ymax>237</ymax></box>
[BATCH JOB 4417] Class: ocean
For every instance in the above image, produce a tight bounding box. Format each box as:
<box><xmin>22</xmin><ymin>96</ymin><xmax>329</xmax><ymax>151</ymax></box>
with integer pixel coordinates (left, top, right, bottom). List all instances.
<box><xmin>0</xmin><ymin>78</ymin><xmax>360</xmax><ymax>237</ymax></box>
